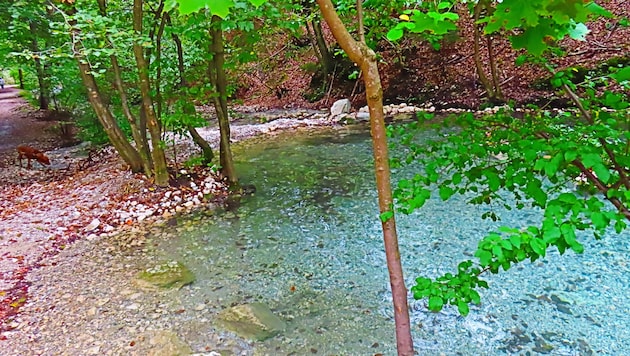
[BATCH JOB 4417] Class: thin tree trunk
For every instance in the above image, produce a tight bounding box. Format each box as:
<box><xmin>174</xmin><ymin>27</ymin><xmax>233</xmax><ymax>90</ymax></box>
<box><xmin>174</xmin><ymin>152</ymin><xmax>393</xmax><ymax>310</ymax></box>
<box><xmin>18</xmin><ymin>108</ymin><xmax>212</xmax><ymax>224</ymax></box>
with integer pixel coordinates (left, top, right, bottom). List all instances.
<box><xmin>312</xmin><ymin>19</ymin><xmax>333</xmax><ymax>74</ymax></box>
<box><xmin>18</xmin><ymin>69</ymin><xmax>24</xmax><ymax>89</ymax></box>
<box><xmin>164</xmin><ymin>12</ymin><xmax>187</xmax><ymax>88</ymax></box>
<box><xmin>133</xmin><ymin>0</ymin><xmax>169</xmax><ymax>186</ymax></box>
<box><xmin>76</xmin><ymin>60</ymin><xmax>144</xmax><ymax>172</ymax></box>
<box><xmin>187</xmin><ymin>125</ymin><xmax>214</xmax><ymax>164</ymax></box>
<box><xmin>97</xmin><ymin>0</ymin><xmax>152</xmax><ymax>173</ymax></box>
<box><xmin>210</xmin><ymin>15</ymin><xmax>238</xmax><ymax>186</ymax></box>
<box><xmin>486</xmin><ymin>36</ymin><xmax>503</xmax><ymax>101</ymax></box>
<box><xmin>67</xmin><ymin>3</ymin><xmax>143</xmax><ymax>172</ymax></box>
<box><xmin>316</xmin><ymin>1</ymin><xmax>414</xmax><ymax>354</ymax></box>
<box><xmin>472</xmin><ymin>2</ymin><xmax>494</xmax><ymax>100</ymax></box>
<box><xmin>29</xmin><ymin>22</ymin><xmax>49</xmax><ymax>110</ymax></box>
<box><xmin>154</xmin><ymin>12</ymin><xmax>167</xmax><ymax>119</ymax></box>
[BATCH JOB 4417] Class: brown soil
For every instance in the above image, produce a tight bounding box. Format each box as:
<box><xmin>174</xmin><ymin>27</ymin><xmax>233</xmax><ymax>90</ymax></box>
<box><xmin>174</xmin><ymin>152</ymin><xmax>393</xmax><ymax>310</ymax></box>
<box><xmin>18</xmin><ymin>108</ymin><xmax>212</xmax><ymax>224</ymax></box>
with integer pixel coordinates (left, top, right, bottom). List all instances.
<box><xmin>235</xmin><ymin>0</ymin><xmax>629</xmax><ymax>110</ymax></box>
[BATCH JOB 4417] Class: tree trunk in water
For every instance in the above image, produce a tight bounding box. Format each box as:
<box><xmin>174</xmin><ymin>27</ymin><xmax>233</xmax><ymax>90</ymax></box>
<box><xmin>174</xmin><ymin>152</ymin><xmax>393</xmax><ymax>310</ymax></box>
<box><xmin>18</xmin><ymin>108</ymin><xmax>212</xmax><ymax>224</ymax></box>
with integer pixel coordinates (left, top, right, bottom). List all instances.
<box><xmin>210</xmin><ymin>15</ymin><xmax>238</xmax><ymax>187</ymax></box>
<box><xmin>133</xmin><ymin>0</ymin><xmax>170</xmax><ymax>187</ymax></box>
<box><xmin>316</xmin><ymin>1</ymin><xmax>414</xmax><ymax>354</ymax></box>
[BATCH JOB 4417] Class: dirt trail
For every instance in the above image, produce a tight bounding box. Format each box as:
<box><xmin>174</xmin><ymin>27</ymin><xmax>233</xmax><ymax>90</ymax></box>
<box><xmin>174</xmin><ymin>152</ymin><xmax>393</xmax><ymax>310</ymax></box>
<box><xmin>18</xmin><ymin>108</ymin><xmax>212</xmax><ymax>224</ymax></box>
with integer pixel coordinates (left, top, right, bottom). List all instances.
<box><xmin>0</xmin><ymin>86</ymin><xmax>57</xmax><ymax>164</ymax></box>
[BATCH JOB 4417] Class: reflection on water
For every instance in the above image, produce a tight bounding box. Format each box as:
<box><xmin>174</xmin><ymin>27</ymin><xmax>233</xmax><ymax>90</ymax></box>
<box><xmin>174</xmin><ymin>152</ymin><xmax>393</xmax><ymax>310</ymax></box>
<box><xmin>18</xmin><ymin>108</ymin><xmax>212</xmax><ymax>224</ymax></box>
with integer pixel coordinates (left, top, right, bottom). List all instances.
<box><xmin>154</xmin><ymin>125</ymin><xmax>630</xmax><ymax>355</ymax></box>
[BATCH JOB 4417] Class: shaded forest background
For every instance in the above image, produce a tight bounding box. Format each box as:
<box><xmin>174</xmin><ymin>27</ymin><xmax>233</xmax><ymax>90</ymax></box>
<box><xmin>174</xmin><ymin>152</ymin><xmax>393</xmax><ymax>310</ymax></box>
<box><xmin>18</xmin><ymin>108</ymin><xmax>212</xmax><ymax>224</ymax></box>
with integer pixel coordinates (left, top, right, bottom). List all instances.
<box><xmin>234</xmin><ymin>0</ymin><xmax>628</xmax><ymax>110</ymax></box>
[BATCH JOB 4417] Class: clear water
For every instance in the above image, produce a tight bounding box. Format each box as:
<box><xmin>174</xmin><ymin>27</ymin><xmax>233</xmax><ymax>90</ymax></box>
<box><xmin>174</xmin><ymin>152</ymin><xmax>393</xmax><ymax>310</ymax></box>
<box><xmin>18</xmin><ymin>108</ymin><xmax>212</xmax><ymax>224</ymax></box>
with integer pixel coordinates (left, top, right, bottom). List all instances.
<box><xmin>154</xmin><ymin>125</ymin><xmax>630</xmax><ymax>355</ymax></box>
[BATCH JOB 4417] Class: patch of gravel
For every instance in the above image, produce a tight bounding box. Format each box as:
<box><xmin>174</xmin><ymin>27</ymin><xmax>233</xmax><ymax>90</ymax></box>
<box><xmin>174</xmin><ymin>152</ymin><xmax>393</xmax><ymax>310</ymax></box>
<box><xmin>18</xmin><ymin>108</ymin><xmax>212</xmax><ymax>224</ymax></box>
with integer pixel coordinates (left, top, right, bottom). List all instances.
<box><xmin>0</xmin><ymin>110</ymin><xmax>342</xmax><ymax>354</ymax></box>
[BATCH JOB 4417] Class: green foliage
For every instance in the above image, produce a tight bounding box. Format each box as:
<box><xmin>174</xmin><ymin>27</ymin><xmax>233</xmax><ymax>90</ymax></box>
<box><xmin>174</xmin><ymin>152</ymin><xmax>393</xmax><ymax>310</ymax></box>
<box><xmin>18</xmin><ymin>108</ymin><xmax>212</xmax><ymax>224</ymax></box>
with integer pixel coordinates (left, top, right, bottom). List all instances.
<box><xmin>480</xmin><ymin>0</ymin><xmax>612</xmax><ymax>55</ymax></box>
<box><xmin>173</xmin><ymin>0</ymin><xmax>267</xmax><ymax>17</ymax></box>
<box><xmin>387</xmin><ymin>1</ymin><xmax>459</xmax><ymax>50</ymax></box>
<box><xmin>390</xmin><ymin>61</ymin><xmax>630</xmax><ymax>313</ymax></box>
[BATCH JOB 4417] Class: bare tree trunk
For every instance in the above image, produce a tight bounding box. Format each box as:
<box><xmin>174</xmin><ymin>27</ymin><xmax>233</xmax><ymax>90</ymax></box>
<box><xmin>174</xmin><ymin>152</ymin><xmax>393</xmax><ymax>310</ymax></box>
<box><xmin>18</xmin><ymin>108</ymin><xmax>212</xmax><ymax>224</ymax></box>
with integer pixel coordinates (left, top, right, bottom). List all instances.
<box><xmin>164</xmin><ymin>12</ymin><xmax>187</xmax><ymax>88</ymax></box>
<box><xmin>209</xmin><ymin>15</ymin><xmax>238</xmax><ymax>187</ymax></box>
<box><xmin>29</xmin><ymin>22</ymin><xmax>49</xmax><ymax>110</ymax></box>
<box><xmin>187</xmin><ymin>125</ymin><xmax>214</xmax><ymax>164</ymax></box>
<box><xmin>472</xmin><ymin>2</ymin><xmax>494</xmax><ymax>100</ymax></box>
<box><xmin>316</xmin><ymin>1</ymin><xmax>414</xmax><ymax>354</ymax></box>
<box><xmin>133</xmin><ymin>0</ymin><xmax>169</xmax><ymax>186</ymax></box>
<box><xmin>18</xmin><ymin>69</ymin><xmax>24</xmax><ymax>89</ymax></box>
<box><xmin>97</xmin><ymin>0</ymin><xmax>152</xmax><ymax>174</ymax></box>
<box><xmin>312</xmin><ymin>19</ymin><xmax>334</xmax><ymax>74</ymax></box>
<box><xmin>76</xmin><ymin>60</ymin><xmax>144</xmax><ymax>172</ymax></box>
<box><xmin>486</xmin><ymin>35</ymin><xmax>503</xmax><ymax>101</ymax></box>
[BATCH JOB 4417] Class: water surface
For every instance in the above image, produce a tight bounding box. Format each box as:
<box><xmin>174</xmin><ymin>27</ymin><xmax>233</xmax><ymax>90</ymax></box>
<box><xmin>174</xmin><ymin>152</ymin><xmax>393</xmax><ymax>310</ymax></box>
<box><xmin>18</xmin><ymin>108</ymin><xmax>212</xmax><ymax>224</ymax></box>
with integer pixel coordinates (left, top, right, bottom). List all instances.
<box><xmin>155</xmin><ymin>125</ymin><xmax>629</xmax><ymax>355</ymax></box>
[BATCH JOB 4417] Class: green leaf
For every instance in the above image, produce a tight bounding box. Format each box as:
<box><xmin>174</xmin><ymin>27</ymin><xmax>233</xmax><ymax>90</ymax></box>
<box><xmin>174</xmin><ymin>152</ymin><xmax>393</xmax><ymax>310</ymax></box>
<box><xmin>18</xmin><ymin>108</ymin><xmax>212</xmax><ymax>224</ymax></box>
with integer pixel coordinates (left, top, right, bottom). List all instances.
<box><xmin>581</xmin><ymin>153</ymin><xmax>602</xmax><ymax>168</ymax></box>
<box><xmin>439</xmin><ymin>186</ymin><xmax>455</xmax><ymax>200</ymax></box>
<box><xmin>543</xmin><ymin>225</ymin><xmax>561</xmax><ymax>243</ymax></box>
<box><xmin>177</xmin><ymin>0</ymin><xmax>235</xmax><ymax>17</ymax></box>
<box><xmin>500</xmin><ymin>239</ymin><xmax>513</xmax><ymax>250</ymax></box>
<box><xmin>475</xmin><ymin>250</ymin><xmax>493</xmax><ymax>266</ymax></box>
<box><xmin>560</xmin><ymin>223</ymin><xmax>577</xmax><ymax>247</ymax></box>
<box><xmin>530</xmin><ymin>238</ymin><xmax>546</xmax><ymax>256</ymax></box>
<box><xmin>592</xmin><ymin>164</ymin><xmax>611</xmax><ymax>184</ymax></box>
<box><xmin>610</xmin><ymin>66</ymin><xmax>630</xmax><ymax>82</ymax></box>
<box><xmin>386</xmin><ymin>28</ymin><xmax>404</xmax><ymax>41</ymax></box>
<box><xmin>544</xmin><ymin>153</ymin><xmax>563</xmax><ymax>177</ymax></box>
<box><xmin>564</xmin><ymin>150</ymin><xmax>578</xmax><ymax>162</ymax></box>
<box><xmin>526</xmin><ymin>180</ymin><xmax>547</xmax><ymax>207</ymax></box>
<box><xmin>509</xmin><ymin>234</ymin><xmax>522</xmax><ymax>249</ymax></box>
<box><xmin>470</xmin><ymin>289</ymin><xmax>481</xmax><ymax>304</ymax></box>
<box><xmin>585</xmin><ymin>2</ymin><xmax>613</xmax><ymax>18</ymax></box>
<box><xmin>437</xmin><ymin>2</ymin><xmax>451</xmax><ymax>10</ymax></box>
<box><xmin>457</xmin><ymin>301</ymin><xmax>470</xmax><ymax>316</ymax></box>
<box><xmin>428</xmin><ymin>296</ymin><xmax>444</xmax><ymax>311</ymax></box>
<box><xmin>379</xmin><ymin>210</ymin><xmax>394</xmax><ymax>222</ymax></box>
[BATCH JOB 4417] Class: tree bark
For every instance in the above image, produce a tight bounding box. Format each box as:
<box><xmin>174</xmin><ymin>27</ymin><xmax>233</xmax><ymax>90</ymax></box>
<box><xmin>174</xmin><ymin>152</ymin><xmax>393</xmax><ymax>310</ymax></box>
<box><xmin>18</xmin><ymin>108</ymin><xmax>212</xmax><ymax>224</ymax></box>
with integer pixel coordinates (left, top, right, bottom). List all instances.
<box><xmin>29</xmin><ymin>22</ymin><xmax>49</xmax><ymax>110</ymax></box>
<box><xmin>164</xmin><ymin>12</ymin><xmax>188</xmax><ymax>88</ymax></box>
<box><xmin>209</xmin><ymin>15</ymin><xmax>238</xmax><ymax>187</ymax></box>
<box><xmin>316</xmin><ymin>1</ymin><xmax>414</xmax><ymax>354</ymax></box>
<box><xmin>133</xmin><ymin>0</ymin><xmax>170</xmax><ymax>186</ymax></box>
<box><xmin>18</xmin><ymin>69</ymin><xmax>24</xmax><ymax>89</ymax></box>
<box><xmin>76</xmin><ymin>60</ymin><xmax>144</xmax><ymax>172</ymax></box>
<box><xmin>97</xmin><ymin>0</ymin><xmax>152</xmax><ymax>174</ymax></box>
<box><xmin>187</xmin><ymin>125</ymin><xmax>214</xmax><ymax>164</ymax></box>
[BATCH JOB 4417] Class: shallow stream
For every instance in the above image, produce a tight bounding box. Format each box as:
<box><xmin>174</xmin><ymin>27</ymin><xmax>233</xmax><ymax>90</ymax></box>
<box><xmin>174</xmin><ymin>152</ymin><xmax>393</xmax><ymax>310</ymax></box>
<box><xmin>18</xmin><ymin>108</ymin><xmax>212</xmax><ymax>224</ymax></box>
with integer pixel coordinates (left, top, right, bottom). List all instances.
<box><xmin>154</xmin><ymin>125</ymin><xmax>629</xmax><ymax>355</ymax></box>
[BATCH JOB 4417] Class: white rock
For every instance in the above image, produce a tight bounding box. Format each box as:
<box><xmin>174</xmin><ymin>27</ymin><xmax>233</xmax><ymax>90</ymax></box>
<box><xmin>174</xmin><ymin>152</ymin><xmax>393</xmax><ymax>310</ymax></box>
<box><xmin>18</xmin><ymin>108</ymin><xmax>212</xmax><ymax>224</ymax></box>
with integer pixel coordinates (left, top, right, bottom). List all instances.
<box><xmin>330</xmin><ymin>99</ymin><xmax>351</xmax><ymax>116</ymax></box>
<box><xmin>84</xmin><ymin>218</ymin><xmax>100</xmax><ymax>232</ymax></box>
<box><xmin>356</xmin><ymin>112</ymin><xmax>370</xmax><ymax>120</ymax></box>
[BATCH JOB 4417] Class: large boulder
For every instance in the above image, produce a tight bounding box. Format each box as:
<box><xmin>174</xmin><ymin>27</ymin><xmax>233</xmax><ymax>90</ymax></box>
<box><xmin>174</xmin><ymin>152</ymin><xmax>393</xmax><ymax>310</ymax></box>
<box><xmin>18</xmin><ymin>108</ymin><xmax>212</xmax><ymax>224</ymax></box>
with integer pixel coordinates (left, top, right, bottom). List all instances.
<box><xmin>134</xmin><ymin>261</ymin><xmax>195</xmax><ymax>291</ymax></box>
<box><xmin>217</xmin><ymin>303</ymin><xmax>286</xmax><ymax>341</ymax></box>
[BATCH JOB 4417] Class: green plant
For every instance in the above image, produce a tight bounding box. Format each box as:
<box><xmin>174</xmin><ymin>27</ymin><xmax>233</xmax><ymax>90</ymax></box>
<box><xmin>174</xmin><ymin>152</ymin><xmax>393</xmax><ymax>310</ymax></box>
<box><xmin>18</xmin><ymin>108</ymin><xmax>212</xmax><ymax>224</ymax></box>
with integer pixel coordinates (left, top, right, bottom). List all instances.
<box><xmin>390</xmin><ymin>61</ymin><xmax>629</xmax><ymax>314</ymax></box>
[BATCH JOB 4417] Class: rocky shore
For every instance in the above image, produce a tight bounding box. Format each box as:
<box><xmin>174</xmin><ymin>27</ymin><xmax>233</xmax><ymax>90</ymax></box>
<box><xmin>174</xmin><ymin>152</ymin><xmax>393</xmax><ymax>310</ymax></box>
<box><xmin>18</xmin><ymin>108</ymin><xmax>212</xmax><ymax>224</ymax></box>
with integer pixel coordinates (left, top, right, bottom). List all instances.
<box><xmin>0</xmin><ymin>104</ymin><xmax>369</xmax><ymax>354</ymax></box>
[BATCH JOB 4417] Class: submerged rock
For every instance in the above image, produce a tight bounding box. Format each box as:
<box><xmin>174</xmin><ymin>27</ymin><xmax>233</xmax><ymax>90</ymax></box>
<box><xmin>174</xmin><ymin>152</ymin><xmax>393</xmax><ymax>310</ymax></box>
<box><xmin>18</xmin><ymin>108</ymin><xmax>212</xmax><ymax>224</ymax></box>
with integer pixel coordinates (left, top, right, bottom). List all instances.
<box><xmin>139</xmin><ymin>330</ymin><xmax>193</xmax><ymax>356</ymax></box>
<box><xmin>217</xmin><ymin>302</ymin><xmax>286</xmax><ymax>341</ymax></box>
<box><xmin>134</xmin><ymin>260</ymin><xmax>195</xmax><ymax>291</ymax></box>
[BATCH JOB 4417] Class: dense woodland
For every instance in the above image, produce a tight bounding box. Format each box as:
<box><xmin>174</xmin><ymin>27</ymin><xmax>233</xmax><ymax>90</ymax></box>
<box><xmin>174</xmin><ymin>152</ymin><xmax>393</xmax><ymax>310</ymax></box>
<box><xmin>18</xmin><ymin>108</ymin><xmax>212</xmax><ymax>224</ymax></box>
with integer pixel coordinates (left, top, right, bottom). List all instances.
<box><xmin>0</xmin><ymin>0</ymin><xmax>629</xmax><ymax>354</ymax></box>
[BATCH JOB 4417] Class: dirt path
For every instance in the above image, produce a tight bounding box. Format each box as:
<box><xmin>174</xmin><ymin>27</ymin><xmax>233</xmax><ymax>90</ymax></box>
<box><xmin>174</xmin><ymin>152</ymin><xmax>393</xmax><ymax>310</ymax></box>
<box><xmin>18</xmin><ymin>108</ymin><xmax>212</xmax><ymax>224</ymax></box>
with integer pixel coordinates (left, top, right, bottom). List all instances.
<box><xmin>0</xmin><ymin>86</ymin><xmax>58</xmax><ymax>165</ymax></box>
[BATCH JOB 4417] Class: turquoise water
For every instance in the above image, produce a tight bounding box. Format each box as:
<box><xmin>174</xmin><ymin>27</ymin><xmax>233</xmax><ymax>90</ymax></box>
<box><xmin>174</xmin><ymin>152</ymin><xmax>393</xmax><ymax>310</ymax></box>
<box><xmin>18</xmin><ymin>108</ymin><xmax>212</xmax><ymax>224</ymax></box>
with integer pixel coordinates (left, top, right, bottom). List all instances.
<box><xmin>155</xmin><ymin>125</ymin><xmax>630</xmax><ymax>355</ymax></box>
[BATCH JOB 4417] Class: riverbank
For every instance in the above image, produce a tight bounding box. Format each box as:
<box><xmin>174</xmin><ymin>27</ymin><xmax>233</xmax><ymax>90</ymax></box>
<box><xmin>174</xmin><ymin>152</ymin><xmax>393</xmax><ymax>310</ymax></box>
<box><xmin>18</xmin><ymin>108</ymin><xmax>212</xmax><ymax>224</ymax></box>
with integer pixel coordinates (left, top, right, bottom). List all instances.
<box><xmin>0</xmin><ymin>107</ymin><xmax>347</xmax><ymax>339</ymax></box>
